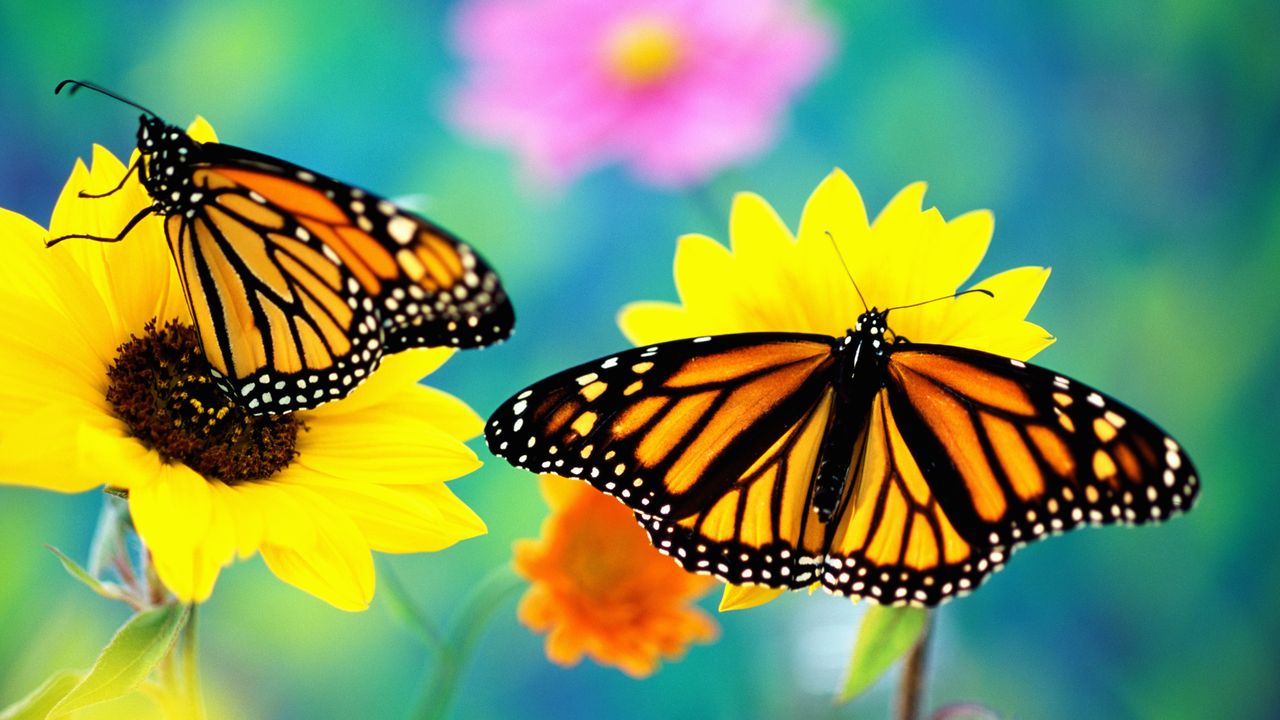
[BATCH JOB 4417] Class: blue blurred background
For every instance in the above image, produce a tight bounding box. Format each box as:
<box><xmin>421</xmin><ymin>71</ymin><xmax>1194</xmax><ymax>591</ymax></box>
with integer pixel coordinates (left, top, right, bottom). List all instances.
<box><xmin>1</xmin><ymin>1</ymin><xmax>1277</xmax><ymax>718</ymax></box>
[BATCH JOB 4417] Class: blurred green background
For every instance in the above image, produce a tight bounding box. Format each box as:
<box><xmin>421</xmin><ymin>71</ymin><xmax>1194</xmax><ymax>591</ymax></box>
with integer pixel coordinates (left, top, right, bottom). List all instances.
<box><xmin>1</xmin><ymin>1</ymin><xmax>1277</xmax><ymax>718</ymax></box>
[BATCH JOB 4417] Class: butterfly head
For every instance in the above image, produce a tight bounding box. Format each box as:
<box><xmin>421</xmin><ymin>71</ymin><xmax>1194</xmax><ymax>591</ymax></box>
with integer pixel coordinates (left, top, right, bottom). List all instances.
<box><xmin>853</xmin><ymin>308</ymin><xmax>891</xmax><ymax>342</ymax></box>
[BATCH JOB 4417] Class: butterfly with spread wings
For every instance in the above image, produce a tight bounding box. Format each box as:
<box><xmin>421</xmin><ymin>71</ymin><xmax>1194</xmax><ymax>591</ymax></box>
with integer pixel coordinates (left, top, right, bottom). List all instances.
<box><xmin>49</xmin><ymin>80</ymin><xmax>514</xmax><ymax>415</ymax></box>
<box><xmin>486</xmin><ymin>305</ymin><xmax>1199</xmax><ymax>606</ymax></box>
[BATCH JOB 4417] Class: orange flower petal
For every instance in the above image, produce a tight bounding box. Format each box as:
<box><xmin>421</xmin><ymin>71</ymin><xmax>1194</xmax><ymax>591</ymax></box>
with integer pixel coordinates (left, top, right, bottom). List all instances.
<box><xmin>514</xmin><ymin>475</ymin><xmax>717</xmax><ymax>676</ymax></box>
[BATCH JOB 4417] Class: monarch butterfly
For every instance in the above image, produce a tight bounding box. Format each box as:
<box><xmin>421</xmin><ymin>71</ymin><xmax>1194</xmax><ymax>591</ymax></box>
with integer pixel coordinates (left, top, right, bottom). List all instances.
<box><xmin>485</xmin><ymin>303</ymin><xmax>1199</xmax><ymax>606</ymax></box>
<box><xmin>49</xmin><ymin>80</ymin><xmax>514</xmax><ymax>415</ymax></box>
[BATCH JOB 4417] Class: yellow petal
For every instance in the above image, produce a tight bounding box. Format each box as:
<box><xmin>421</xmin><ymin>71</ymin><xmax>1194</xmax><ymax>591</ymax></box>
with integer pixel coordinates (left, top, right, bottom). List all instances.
<box><xmin>719</xmin><ymin>584</ymin><xmax>786</xmax><ymax>611</ymax></box>
<box><xmin>186</xmin><ymin>116</ymin><xmax>219</xmax><ymax>143</ymax></box>
<box><xmin>235</xmin><ymin>483</ymin><xmax>315</xmax><ymax>546</ymax></box>
<box><xmin>295</xmin><ymin>410</ymin><xmax>481</xmax><ymax>484</ymax></box>
<box><xmin>210</xmin><ymin>480</ymin><xmax>266</xmax><ymax>559</ymax></box>
<box><xmin>0</xmin><ymin>207</ymin><xmax>83</xmax><ymax>300</ymax></box>
<box><xmin>969</xmin><ymin>322</ymin><xmax>1056</xmax><ymax>362</ymax></box>
<box><xmin>313</xmin><ymin>348</ymin><xmax>455</xmax><ymax>417</ymax></box>
<box><xmin>0</xmin><ymin>211</ymin><xmax>120</xmax><ymax>369</ymax></box>
<box><xmin>794</xmin><ymin>170</ymin><xmax>871</xmax><ymax>335</ymax></box>
<box><xmin>940</xmin><ymin>209</ymin><xmax>995</xmax><ymax>290</ymax></box>
<box><xmin>670</xmin><ymin>231</ymin><xmax>811</xmax><ymax>335</ymax></box>
<box><xmin>0</xmin><ymin>401</ymin><xmax>121</xmax><ymax>492</ymax></box>
<box><xmin>259</xmin><ymin>486</ymin><xmax>375</xmax><ymax>611</ymax></box>
<box><xmin>335</xmin><ymin>384</ymin><xmax>484</xmax><ymax>442</ymax></box>
<box><xmin>0</xmin><ymin>303</ymin><xmax>110</xmax><ymax>416</ymax></box>
<box><xmin>72</xmin><ymin>411</ymin><xmax>177</xmax><ymax>488</ymax></box>
<box><xmin>845</xmin><ymin>182</ymin><xmax>930</xmax><ymax>310</ymax></box>
<box><xmin>200</xmin><ymin>483</ymin><xmax>240</xmax><ymax>580</ymax></box>
<box><xmin>730</xmin><ymin>192</ymin><xmax>842</xmax><ymax>334</ymax></box>
<box><xmin>728</xmin><ymin>192</ymin><xmax>795</xmax><ymax>269</ymax></box>
<box><xmin>130</xmin><ymin>462</ymin><xmax>230</xmax><ymax>602</ymax></box>
<box><xmin>972</xmin><ymin>266</ymin><xmax>1053</xmax><ymax>322</ymax></box>
<box><xmin>412</xmin><ymin>386</ymin><xmax>485</xmax><ymax>440</ymax></box>
<box><xmin>671</xmin><ymin>233</ymin><xmax>740</xmax><ymax>329</ymax></box>
<box><xmin>617</xmin><ymin>301</ymin><xmax>698</xmax><ymax>346</ymax></box>
<box><xmin>796</xmin><ymin>169</ymin><xmax>871</xmax><ymax>250</ymax></box>
<box><xmin>926</xmin><ymin>266</ymin><xmax>1055</xmax><ymax>360</ymax></box>
<box><xmin>279</xmin><ymin>471</ymin><xmax>486</xmax><ymax>553</ymax></box>
<box><xmin>795</xmin><ymin>169</ymin><xmax>872</xmax><ymax>307</ymax></box>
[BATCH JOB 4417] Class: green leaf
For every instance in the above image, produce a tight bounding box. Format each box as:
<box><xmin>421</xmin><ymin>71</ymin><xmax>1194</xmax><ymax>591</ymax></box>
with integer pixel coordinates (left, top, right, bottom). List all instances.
<box><xmin>45</xmin><ymin>545</ymin><xmax>121</xmax><ymax>601</ymax></box>
<box><xmin>48</xmin><ymin>604</ymin><xmax>189</xmax><ymax>717</ymax></box>
<box><xmin>0</xmin><ymin>671</ymin><xmax>82</xmax><ymax>720</ymax></box>
<box><xmin>838</xmin><ymin>606</ymin><xmax>929</xmax><ymax>703</ymax></box>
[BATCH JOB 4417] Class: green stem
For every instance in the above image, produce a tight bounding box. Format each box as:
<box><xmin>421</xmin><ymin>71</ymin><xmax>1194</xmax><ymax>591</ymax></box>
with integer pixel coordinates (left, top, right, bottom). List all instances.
<box><xmin>380</xmin><ymin>562</ymin><xmax>448</xmax><ymax>658</ymax></box>
<box><xmin>894</xmin><ymin>614</ymin><xmax>934</xmax><ymax>720</ymax></box>
<box><xmin>413</xmin><ymin>566</ymin><xmax>524</xmax><ymax>720</ymax></box>
<box><xmin>181</xmin><ymin>604</ymin><xmax>205</xmax><ymax>719</ymax></box>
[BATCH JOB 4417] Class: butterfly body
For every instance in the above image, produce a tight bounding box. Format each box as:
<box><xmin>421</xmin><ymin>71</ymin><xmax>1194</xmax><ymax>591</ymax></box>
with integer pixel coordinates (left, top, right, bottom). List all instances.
<box><xmin>487</xmin><ymin>309</ymin><xmax>1198</xmax><ymax>607</ymax></box>
<box><xmin>61</xmin><ymin>101</ymin><xmax>514</xmax><ymax>415</ymax></box>
<box><xmin>813</xmin><ymin>319</ymin><xmax>892</xmax><ymax>521</ymax></box>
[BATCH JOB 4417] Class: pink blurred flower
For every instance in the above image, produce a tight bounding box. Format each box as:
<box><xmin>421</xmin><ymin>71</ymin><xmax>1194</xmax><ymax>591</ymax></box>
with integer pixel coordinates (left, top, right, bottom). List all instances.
<box><xmin>448</xmin><ymin>0</ymin><xmax>834</xmax><ymax>188</ymax></box>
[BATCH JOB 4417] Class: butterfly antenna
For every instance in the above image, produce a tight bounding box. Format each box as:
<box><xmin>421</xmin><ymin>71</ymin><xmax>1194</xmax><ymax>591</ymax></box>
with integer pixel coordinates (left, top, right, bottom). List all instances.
<box><xmin>887</xmin><ymin>287</ymin><xmax>995</xmax><ymax>314</ymax></box>
<box><xmin>55</xmin><ymin>80</ymin><xmax>159</xmax><ymax>118</ymax></box>
<box><xmin>825</xmin><ymin>230</ymin><xmax>869</xmax><ymax>313</ymax></box>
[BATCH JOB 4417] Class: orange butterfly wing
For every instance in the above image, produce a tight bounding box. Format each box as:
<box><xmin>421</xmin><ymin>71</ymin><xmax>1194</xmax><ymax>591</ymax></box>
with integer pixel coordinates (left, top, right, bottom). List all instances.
<box><xmin>487</xmin><ymin>333</ymin><xmax>848</xmax><ymax>585</ymax></box>
<box><xmin>160</xmin><ymin>142</ymin><xmax>512</xmax><ymax>413</ymax></box>
<box><xmin>821</xmin><ymin>346</ymin><xmax>1199</xmax><ymax>605</ymax></box>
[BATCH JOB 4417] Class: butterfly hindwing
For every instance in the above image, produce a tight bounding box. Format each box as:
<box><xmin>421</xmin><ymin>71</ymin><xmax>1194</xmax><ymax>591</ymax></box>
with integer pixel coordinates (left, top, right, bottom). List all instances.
<box><xmin>164</xmin><ymin>169</ymin><xmax>392</xmax><ymax>413</ymax></box>
<box><xmin>821</xmin><ymin>389</ymin><xmax>991</xmax><ymax>605</ymax></box>
<box><xmin>636</xmin><ymin>385</ymin><xmax>839</xmax><ymax>589</ymax></box>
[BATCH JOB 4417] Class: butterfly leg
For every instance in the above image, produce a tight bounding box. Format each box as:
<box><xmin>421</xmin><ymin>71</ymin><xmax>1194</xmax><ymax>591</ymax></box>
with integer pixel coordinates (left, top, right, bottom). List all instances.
<box><xmin>76</xmin><ymin>158</ymin><xmax>142</xmax><ymax>199</ymax></box>
<box><xmin>45</xmin><ymin>205</ymin><xmax>156</xmax><ymax>247</ymax></box>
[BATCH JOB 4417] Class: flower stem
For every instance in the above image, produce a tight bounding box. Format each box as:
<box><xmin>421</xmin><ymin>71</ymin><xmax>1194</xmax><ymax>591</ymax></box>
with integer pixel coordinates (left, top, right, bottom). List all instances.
<box><xmin>412</xmin><ymin>566</ymin><xmax>523</xmax><ymax>720</ymax></box>
<box><xmin>181</xmin><ymin>604</ymin><xmax>205</xmax><ymax>719</ymax></box>
<box><xmin>380</xmin><ymin>562</ymin><xmax>448</xmax><ymax>658</ymax></box>
<box><xmin>894</xmin><ymin>613</ymin><xmax>934</xmax><ymax>720</ymax></box>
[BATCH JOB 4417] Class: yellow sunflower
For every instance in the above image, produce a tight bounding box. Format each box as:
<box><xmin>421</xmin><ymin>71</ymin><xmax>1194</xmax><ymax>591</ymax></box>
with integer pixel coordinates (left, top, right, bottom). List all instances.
<box><xmin>0</xmin><ymin>122</ymin><xmax>486</xmax><ymax>611</ymax></box>
<box><xmin>514</xmin><ymin>474</ymin><xmax>718</xmax><ymax>677</ymax></box>
<box><xmin>618</xmin><ymin>168</ymin><xmax>1054</xmax><ymax>610</ymax></box>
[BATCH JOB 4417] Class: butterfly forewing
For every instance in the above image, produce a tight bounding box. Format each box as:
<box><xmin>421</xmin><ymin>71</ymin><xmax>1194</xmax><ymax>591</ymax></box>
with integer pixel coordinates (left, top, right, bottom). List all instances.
<box><xmin>200</xmin><ymin>144</ymin><xmax>514</xmax><ymax>350</ymax></box>
<box><xmin>486</xmin><ymin>333</ymin><xmax>838</xmax><ymax>520</ymax></box>
<box><xmin>157</xmin><ymin>139</ymin><xmax>513</xmax><ymax>414</ymax></box>
<box><xmin>886</xmin><ymin>346</ymin><xmax>1198</xmax><ymax>538</ymax></box>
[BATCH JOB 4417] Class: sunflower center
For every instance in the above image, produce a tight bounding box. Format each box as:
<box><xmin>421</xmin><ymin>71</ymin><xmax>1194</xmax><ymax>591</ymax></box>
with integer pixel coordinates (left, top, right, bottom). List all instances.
<box><xmin>602</xmin><ymin>17</ymin><xmax>684</xmax><ymax>87</ymax></box>
<box><xmin>106</xmin><ymin>320</ymin><xmax>301</xmax><ymax>484</ymax></box>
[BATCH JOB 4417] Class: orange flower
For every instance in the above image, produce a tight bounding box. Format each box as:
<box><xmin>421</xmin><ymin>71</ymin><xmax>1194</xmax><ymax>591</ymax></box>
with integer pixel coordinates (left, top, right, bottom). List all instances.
<box><xmin>514</xmin><ymin>474</ymin><xmax>718</xmax><ymax>677</ymax></box>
